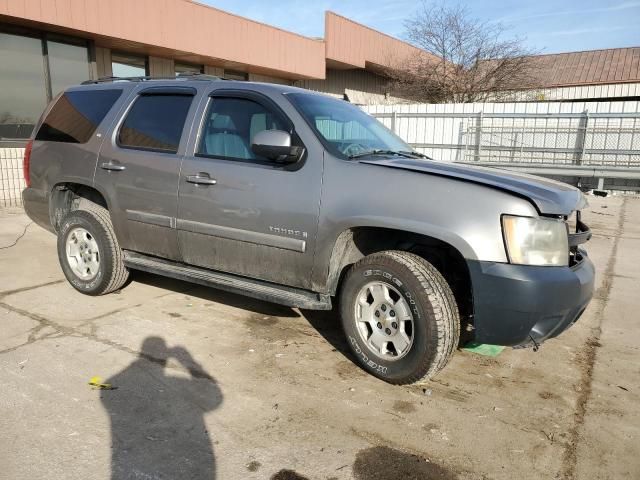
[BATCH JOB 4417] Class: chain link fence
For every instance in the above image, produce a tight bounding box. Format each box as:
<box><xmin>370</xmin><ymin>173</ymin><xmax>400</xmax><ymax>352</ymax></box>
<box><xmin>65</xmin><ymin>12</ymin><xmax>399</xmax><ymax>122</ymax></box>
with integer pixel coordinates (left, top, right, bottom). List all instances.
<box><xmin>0</xmin><ymin>147</ymin><xmax>25</xmax><ymax>207</ymax></box>
<box><xmin>458</xmin><ymin>112</ymin><xmax>640</xmax><ymax>167</ymax></box>
<box><xmin>364</xmin><ymin>101</ymin><xmax>640</xmax><ymax>191</ymax></box>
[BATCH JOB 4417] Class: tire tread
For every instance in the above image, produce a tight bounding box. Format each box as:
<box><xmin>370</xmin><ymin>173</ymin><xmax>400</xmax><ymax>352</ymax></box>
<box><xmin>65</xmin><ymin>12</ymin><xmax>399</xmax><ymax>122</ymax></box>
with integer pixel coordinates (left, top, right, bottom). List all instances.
<box><xmin>343</xmin><ymin>250</ymin><xmax>460</xmax><ymax>384</ymax></box>
<box><xmin>75</xmin><ymin>199</ymin><xmax>129</xmax><ymax>295</ymax></box>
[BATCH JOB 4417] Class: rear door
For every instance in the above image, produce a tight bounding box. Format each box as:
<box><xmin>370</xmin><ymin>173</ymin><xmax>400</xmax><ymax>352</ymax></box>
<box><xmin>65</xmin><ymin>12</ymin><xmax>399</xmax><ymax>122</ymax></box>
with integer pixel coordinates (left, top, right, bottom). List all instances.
<box><xmin>95</xmin><ymin>86</ymin><xmax>199</xmax><ymax>260</ymax></box>
<box><xmin>31</xmin><ymin>86</ymin><xmax>125</xmax><ymax>194</ymax></box>
<box><xmin>177</xmin><ymin>89</ymin><xmax>323</xmax><ymax>289</ymax></box>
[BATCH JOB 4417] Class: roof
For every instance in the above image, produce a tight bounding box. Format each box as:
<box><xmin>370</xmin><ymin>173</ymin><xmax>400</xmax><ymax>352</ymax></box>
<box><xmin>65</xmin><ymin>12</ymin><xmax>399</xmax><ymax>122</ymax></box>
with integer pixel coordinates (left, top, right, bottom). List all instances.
<box><xmin>524</xmin><ymin>47</ymin><xmax>640</xmax><ymax>88</ymax></box>
<box><xmin>69</xmin><ymin>75</ymin><xmax>316</xmax><ymax>97</ymax></box>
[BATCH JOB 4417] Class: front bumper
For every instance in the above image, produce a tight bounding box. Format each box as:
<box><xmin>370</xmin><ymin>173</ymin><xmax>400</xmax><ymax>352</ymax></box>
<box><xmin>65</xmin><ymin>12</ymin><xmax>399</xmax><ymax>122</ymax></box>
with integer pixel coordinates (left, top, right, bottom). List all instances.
<box><xmin>467</xmin><ymin>252</ymin><xmax>595</xmax><ymax>346</ymax></box>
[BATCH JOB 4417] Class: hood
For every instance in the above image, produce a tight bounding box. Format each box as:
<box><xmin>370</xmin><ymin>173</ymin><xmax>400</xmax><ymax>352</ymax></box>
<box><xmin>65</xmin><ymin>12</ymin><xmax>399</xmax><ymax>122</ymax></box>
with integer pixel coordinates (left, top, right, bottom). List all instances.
<box><xmin>360</xmin><ymin>158</ymin><xmax>586</xmax><ymax>216</ymax></box>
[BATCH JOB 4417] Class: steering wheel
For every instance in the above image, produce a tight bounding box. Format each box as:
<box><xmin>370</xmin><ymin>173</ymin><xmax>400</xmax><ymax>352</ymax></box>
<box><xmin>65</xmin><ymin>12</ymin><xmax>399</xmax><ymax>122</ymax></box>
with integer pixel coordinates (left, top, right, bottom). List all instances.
<box><xmin>342</xmin><ymin>143</ymin><xmax>370</xmax><ymax>157</ymax></box>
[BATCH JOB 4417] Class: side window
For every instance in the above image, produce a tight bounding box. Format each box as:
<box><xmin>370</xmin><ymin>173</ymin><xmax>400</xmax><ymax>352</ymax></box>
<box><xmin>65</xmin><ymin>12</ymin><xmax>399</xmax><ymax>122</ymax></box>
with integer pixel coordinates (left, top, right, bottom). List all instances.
<box><xmin>198</xmin><ymin>97</ymin><xmax>287</xmax><ymax>161</ymax></box>
<box><xmin>35</xmin><ymin>89</ymin><xmax>122</xmax><ymax>143</ymax></box>
<box><xmin>118</xmin><ymin>94</ymin><xmax>193</xmax><ymax>153</ymax></box>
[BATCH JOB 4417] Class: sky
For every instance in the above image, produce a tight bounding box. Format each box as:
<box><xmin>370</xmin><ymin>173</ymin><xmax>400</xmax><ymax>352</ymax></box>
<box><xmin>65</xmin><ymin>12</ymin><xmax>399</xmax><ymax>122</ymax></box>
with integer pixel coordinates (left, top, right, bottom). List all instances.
<box><xmin>202</xmin><ymin>0</ymin><xmax>640</xmax><ymax>54</ymax></box>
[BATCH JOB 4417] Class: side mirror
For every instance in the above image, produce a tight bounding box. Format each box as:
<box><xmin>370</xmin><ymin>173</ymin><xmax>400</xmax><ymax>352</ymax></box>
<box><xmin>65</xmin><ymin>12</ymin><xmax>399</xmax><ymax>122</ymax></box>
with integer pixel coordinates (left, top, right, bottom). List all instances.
<box><xmin>251</xmin><ymin>130</ymin><xmax>304</xmax><ymax>164</ymax></box>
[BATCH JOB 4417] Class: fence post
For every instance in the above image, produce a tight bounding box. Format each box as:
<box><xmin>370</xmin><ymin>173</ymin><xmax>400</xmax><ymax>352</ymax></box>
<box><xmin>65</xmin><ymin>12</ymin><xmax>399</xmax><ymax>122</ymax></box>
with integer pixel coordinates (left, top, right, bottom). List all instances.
<box><xmin>391</xmin><ymin>110</ymin><xmax>398</xmax><ymax>134</ymax></box>
<box><xmin>475</xmin><ymin>111</ymin><xmax>483</xmax><ymax>162</ymax></box>
<box><xmin>576</xmin><ymin>110</ymin><xmax>589</xmax><ymax>165</ymax></box>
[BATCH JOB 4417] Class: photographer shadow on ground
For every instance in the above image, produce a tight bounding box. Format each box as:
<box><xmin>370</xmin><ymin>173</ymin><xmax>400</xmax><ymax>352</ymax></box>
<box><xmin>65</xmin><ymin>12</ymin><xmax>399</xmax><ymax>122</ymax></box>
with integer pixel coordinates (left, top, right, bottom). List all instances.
<box><xmin>100</xmin><ymin>337</ymin><xmax>222</xmax><ymax>480</ymax></box>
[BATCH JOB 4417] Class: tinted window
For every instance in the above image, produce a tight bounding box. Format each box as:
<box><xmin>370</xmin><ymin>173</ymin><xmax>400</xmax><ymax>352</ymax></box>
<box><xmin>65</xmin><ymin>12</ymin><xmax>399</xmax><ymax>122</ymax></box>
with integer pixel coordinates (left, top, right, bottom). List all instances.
<box><xmin>0</xmin><ymin>33</ymin><xmax>48</xmax><ymax>140</ymax></box>
<box><xmin>198</xmin><ymin>97</ymin><xmax>287</xmax><ymax>161</ymax></box>
<box><xmin>36</xmin><ymin>89</ymin><xmax>123</xmax><ymax>143</ymax></box>
<box><xmin>47</xmin><ymin>41</ymin><xmax>89</xmax><ymax>96</ymax></box>
<box><xmin>119</xmin><ymin>94</ymin><xmax>193</xmax><ymax>153</ymax></box>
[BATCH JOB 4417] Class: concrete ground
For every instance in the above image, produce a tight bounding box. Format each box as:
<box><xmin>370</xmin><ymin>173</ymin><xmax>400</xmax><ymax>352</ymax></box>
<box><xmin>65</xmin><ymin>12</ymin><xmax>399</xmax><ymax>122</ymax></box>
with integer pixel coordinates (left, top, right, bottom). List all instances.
<box><xmin>0</xmin><ymin>196</ymin><xmax>638</xmax><ymax>480</ymax></box>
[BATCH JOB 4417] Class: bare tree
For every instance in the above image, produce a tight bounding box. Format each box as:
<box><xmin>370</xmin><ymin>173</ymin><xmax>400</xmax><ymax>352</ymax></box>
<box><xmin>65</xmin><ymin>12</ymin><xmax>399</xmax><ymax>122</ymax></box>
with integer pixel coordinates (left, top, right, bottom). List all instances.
<box><xmin>387</xmin><ymin>2</ymin><xmax>538</xmax><ymax>103</ymax></box>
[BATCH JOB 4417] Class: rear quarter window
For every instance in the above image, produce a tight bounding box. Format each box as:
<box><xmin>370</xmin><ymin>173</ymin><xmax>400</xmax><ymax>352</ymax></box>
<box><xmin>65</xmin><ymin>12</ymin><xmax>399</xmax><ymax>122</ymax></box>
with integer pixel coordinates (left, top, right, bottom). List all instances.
<box><xmin>35</xmin><ymin>89</ymin><xmax>123</xmax><ymax>143</ymax></box>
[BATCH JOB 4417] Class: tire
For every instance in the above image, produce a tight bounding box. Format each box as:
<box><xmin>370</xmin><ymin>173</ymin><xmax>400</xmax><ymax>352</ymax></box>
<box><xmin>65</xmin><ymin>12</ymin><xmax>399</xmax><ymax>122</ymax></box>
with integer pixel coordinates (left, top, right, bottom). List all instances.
<box><xmin>57</xmin><ymin>201</ymin><xmax>129</xmax><ymax>296</ymax></box>
<box><xmin>339</xmin><ymin>250</ymin><xmax>459</xmax><ymax>384</ymax></box>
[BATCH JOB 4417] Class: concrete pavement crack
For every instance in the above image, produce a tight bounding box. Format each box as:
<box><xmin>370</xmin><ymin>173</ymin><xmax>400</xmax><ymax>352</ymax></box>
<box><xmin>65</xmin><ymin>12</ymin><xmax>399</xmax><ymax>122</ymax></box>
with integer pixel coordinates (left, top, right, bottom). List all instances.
<box><xmin>0</xmin><ymin>280</ymin><xmax>66</xmax><ymax>300</ymax></box>
<box><xmin>0</xmin><ymin>300</ymin><xmax>217</xmax><ymax>383</ymax></box>
<box><xmin>0</xmin><ymin>221</ymin><xmax>32</xmax><ymax>250</ymax></box>
<box><xmin>559</xmin><ymin>196</ymin><xmax>627</xmax><ymax>480</ymax></box>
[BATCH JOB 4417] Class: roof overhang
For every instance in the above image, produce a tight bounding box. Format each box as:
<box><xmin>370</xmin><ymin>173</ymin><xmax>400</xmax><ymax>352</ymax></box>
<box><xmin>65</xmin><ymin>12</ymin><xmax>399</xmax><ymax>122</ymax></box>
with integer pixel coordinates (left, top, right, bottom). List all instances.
<box><xmin>0</xmin><ymin>1</ymin><xmax>326</xmax><ymax>80</ymax></box>
<box><xmin>323</xmin><ymin>11</ymin><xmax>438</xmax><ymax>73</ymax></box>
<box><xmin>0</xmin><ymin>3</ymin><xmax>437</xmax><ymax>81</ymax></box>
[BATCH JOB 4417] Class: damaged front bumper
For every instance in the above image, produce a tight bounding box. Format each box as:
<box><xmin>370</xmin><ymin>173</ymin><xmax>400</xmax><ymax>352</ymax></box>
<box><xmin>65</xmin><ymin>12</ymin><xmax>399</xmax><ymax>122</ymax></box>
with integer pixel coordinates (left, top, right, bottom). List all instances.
<box><xmin>467</xmin><ymin>250</ymin><xmax>595</xmax><ymax>347</ymax></box>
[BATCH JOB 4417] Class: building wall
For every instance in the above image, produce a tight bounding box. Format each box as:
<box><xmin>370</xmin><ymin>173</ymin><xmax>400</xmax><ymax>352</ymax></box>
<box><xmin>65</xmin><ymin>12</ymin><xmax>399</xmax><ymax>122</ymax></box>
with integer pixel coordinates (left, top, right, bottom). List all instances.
<box><xmin>204</xmin><ymin>65</ymin><xmax>225</xmax><ymax>77</ymax></box>
<box><xmin>90</xmin><ymin>45</ymin><xmax>292</xmax><ymax>83</ymax></box>
<box><xmin>93</xmin><ymin>45</ymin><xmax>390</xmax><ymax>98</ymax></box>
<box><xmin>95</xmin><ymin>46</ymin><xmax>112</xmax><ymax>77</ymax></box>
<box><xmin>0</xmin><ymin>0</ymin><xmax>326</xmax><ymax>79</ymax></box>
<box><xmin>324</xmin><ymin>12</ymin><xmax>433</xmax><ymax>70</ymax></box>
<box><xmin>295</xmin><ymin>68</ymin><xmax>390</xmax><ymax>98</ymax></box>
<box><xmin>89</xmin><ymin>45</ymin><xmax>292</xmax><ymax>83</ymax></box>
<box><xmin>494</xmin><ymin>82</ymin><xmax>640</xmax><ymax>102</ymax></box>
<box><xmin>249</xmin><ymin>73</ymin><xmax>292</xmax><ymax>85</ymax></box>
<box><xmin>148</xmin><ymin>56</ymin><xmax>174</xmax><ymax>77</ymax></box>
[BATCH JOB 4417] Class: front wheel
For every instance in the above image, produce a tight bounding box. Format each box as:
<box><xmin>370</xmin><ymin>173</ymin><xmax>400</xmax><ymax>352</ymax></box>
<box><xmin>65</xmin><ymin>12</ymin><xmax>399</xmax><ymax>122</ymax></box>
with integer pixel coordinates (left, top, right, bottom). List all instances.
<box><xmin>57</xmin><ymin>203</ymin><xmax>129</xmax><ymax>296</ymax></box>
<box><xmin>339</xmin><ymin>251</ymin><xmax>459</xmax><ymax>384</ymax></box>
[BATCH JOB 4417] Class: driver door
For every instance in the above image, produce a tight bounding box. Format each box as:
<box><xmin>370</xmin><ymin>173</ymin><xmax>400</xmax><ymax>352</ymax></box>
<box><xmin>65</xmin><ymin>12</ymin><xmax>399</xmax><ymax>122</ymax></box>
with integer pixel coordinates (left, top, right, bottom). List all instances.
<box><xmin>176</xmin><ymin>90</ymin><xmax>323</xmax><ymax>289</ymax></box>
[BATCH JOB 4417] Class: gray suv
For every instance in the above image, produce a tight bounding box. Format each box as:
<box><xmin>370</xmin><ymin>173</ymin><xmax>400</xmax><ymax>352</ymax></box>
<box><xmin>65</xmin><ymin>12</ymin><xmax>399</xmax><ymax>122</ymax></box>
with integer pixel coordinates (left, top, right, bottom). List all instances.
<box><xmin>22</xmin><ymin>76</ymin><xmax>594</xmax><ymax>384</ymax></box>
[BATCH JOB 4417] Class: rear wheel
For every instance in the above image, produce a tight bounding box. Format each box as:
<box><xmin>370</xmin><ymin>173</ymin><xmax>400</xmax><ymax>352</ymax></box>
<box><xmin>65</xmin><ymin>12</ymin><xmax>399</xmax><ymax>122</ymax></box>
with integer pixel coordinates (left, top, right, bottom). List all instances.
<box><xmin>57</xmin><ymin>202</ymin><xmax>129</xmax><ymax>295</ymax></box>
<box><xmin>339</xmin><ymin>250</ymin><xmax>459</xmax><ymax>384</ymax></box>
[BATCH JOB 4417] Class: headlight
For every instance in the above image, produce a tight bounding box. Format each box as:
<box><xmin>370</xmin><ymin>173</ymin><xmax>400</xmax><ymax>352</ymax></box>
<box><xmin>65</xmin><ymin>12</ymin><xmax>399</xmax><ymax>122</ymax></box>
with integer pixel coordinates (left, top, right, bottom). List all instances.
<box><xmin>502</xmin><ymin>215</ymin><xmax>568</xmax><ymax>266</ymax></box>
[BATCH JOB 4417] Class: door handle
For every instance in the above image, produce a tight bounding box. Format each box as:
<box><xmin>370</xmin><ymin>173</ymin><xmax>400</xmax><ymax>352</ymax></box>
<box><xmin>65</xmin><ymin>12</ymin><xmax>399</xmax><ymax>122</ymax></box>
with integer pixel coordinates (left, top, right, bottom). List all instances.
<box><xmin>100</xmin><ymin>162</ymin><xmax>126</xmax><ymax>172</ymax></box>
<box><xmin>186</xmin><ymin>174</ymin><xmax>217</xmax><ymax>185</ymax></box>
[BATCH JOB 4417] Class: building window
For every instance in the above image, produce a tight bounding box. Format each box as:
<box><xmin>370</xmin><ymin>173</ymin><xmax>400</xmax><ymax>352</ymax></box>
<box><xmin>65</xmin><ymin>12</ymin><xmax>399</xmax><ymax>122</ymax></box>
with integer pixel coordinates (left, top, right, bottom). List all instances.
<box><xmin>47</xmin><ymin>40</ymin><xmax>91</xmax><ymax>96</ymax></box>
<box><xmin>0</xmin><ymin>29</ymin><xmax>93</xmax><ymax>141</ymax></box>
<box><xmin>175</xmin><ymin>62</ymin><xmax>203</xmax><ymax>76</ymax></box>
<box><xmin>112</xmin><ymin>52</ymin><xmax>147</xmax><ymax>78</ymax></box>
<box><xmin>0</xmin><ymin>32</ymin><xmax>48</xmax><ymax>140</ymax></box>
<box><xmin>118</xmin><ymin>94</ymin><xmax>194</xmax><ymax>153</ymax></box>
<box><xmin>224</xmin><ymin>69</ymin><xmax>248</xmax><ymax>81</ymax></box>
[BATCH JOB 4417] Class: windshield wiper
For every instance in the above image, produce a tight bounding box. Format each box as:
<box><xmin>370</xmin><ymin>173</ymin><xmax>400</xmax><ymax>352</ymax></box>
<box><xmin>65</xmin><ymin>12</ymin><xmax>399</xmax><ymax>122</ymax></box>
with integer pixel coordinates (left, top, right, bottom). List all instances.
<box><xmin>398</xmin><ymin>150</ymin><xmax>432</xmax><ymax>160</ymax></box>
<box><xmin>348</xmin><ymin>149</ymin><xmax>417</xmax><ymax>160</ymax></box>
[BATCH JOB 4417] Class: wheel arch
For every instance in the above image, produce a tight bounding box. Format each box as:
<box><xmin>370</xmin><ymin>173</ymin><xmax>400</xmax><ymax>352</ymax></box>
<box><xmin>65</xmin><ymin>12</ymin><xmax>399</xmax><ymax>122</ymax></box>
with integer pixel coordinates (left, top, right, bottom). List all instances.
<box><xmin>324</xmin><ymin>226</ymin><xmax>474</xmax><ymax>334</ymax></box>
<box><xmin>49</xmin><ymin>182</ymin><xmax>110</xmax><ymax>232</ymax></box>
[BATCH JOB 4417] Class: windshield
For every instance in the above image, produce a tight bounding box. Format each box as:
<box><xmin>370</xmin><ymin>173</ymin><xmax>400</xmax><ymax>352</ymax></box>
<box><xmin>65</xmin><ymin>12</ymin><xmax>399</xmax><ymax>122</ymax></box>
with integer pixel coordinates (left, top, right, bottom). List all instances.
<box><xmin>286</xmin><ymin>92</ymin><xmax>414</xmax><ymax>159</ymax></box>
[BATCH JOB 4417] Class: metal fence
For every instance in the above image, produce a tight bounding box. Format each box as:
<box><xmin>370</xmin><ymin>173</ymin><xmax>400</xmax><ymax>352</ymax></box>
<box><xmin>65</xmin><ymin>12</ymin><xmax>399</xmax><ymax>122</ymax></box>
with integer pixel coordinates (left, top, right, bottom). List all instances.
<box><xmin>363</xmin><ymin>100</ymin><xmax>640</xmax><ymax>189</ymax></box>
<box><xmin>458</xmin><ymin>112</ymin><xmax>640</xmax><ymax>167</ymax></box>
<box><xmin>0</xmin><ymin>147</ymin><xmax>25</xmax><ymax>207</ymax></box>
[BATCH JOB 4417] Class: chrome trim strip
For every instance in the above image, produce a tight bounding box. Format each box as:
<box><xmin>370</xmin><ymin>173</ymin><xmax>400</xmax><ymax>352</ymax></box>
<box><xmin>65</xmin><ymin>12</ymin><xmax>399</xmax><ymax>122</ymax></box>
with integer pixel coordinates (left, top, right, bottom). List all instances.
<box><xmin>176</xmin><ymin>219</ymin><xmax>306</xmax><ymax>253</ymax></box>
<box><xmin>126</xmin><ymin>210</ymin><xmax>174</xmax><ymax>228</ymax></box>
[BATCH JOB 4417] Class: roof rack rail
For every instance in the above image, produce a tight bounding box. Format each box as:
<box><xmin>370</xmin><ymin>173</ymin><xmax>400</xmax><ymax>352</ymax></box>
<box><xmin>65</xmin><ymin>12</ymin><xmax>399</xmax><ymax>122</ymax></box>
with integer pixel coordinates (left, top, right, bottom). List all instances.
<box><xmin>81</xmin><ymin>72</ymin><xmax>228</xmax><ymax>85</ymax></box>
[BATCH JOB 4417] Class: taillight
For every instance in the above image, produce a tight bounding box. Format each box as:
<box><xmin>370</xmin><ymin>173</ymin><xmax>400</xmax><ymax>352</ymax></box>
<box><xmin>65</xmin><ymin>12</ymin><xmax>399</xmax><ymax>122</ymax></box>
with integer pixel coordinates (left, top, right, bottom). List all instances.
<box><xmin>23</xmin><ymin>139</ymin><xmax>33</xmax><ymax>187</ymax></box>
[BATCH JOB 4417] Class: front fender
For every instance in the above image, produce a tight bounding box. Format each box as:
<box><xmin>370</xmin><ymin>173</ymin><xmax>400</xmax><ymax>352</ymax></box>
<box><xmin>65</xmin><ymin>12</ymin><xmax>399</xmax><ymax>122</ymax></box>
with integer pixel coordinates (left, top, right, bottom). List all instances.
<box><xmin>311</xmin><ymin>157</ymin><xmax>539</xmax><ymax>292</ymax></box>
